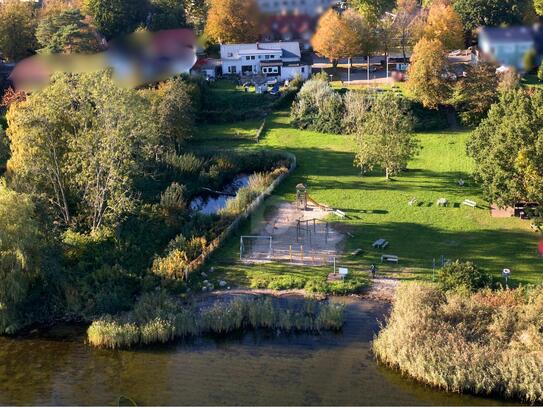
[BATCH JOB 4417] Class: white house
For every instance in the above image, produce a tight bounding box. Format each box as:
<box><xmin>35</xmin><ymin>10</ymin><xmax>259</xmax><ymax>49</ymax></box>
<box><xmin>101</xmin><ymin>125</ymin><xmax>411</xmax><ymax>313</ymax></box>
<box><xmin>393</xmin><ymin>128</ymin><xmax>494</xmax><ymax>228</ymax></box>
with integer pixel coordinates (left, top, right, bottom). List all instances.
<box><xmin>478</xmin><ymin>26</ymin><xmax>535</xmax><ymax>70</ymax></box>
<box><xmin>220</xmin><ymin>42</ymin><xmax>311</xmax><ymax>81</ymax></box>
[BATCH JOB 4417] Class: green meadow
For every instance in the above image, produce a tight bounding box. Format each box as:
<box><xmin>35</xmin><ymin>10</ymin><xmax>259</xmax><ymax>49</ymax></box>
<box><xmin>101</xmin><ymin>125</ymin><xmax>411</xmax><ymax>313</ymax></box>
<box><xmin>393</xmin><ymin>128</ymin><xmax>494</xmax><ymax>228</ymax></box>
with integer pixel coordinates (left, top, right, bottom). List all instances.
<box><xmin>194</xmin><ymin>109</ymin><xmax>541</xmax><ymax>288</ymax></box>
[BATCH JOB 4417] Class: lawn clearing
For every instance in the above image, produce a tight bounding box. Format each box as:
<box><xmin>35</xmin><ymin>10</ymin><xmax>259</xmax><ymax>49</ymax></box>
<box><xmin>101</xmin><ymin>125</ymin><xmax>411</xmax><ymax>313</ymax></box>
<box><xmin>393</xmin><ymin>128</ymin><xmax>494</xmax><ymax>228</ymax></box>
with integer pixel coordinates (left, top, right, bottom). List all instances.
<box><xmin>196</xmin><ymin>110</ymin><xmax>542</xmax><ymax>288</ymax></box>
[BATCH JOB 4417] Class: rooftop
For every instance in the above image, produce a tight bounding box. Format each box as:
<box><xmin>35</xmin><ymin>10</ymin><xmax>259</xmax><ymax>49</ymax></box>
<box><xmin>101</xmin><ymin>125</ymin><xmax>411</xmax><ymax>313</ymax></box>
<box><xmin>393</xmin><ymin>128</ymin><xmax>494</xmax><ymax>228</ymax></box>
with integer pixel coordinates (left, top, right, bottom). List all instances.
<box><xmin>479</xmin><ymin>26</ymin><xmax>534</xmax><ymax>43</ymax></box>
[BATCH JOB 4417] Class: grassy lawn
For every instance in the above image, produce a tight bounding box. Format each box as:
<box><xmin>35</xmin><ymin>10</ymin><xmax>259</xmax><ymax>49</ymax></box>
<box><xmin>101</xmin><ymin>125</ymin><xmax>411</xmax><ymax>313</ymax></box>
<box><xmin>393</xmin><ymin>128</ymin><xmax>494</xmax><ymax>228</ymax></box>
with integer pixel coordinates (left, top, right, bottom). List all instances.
<box><xmin>194</xmin><ymin>110</ymin><xmax>542</xmax><ymax>289</ymax></box>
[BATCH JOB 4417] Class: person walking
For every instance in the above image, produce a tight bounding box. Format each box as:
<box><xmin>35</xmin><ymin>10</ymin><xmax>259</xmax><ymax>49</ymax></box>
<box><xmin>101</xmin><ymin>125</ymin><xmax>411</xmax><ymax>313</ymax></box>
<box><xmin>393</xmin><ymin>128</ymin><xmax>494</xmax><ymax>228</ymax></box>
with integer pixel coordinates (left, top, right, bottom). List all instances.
<box><xmin>370</xmin><ymin>264</ymin><xmax>377</xmax><ymax>279</ymax></box>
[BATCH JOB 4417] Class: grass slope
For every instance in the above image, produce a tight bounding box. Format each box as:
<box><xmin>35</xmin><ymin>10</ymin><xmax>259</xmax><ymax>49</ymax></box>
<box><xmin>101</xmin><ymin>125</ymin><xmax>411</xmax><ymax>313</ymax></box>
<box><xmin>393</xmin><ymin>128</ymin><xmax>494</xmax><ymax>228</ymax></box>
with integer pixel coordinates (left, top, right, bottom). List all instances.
<box><xmin>198</xmin><ymin>111</ymin><xmax>542</xmax><ymax>287</ymax></box>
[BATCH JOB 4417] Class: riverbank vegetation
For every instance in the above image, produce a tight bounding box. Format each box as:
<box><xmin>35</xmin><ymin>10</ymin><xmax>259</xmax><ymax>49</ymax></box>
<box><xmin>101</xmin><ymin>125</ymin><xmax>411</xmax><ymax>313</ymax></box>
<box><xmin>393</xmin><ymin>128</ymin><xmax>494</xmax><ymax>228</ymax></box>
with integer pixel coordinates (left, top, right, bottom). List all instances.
<box><xmin>373</xmin><ymin>283</ymin><xmax>543</xmax><ymax>403</ymax></box>
<box><xmin>87</xmin><ymin>293</ymin><xmax>345</xmax><ymax>349</ymax></box>
<box><xmin>0</xmin><ymin>72</ymin><xmax>294</xmax><ymax>334</ymax></box>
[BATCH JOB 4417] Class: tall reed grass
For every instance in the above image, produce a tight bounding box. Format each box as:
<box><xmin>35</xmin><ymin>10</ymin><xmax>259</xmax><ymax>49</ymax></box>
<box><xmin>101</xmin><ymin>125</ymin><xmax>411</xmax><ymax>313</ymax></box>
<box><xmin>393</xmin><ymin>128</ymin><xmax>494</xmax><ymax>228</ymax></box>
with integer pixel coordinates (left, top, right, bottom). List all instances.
<box><xmin>373</xmin><ymin>283</ymin><xmax>543</xmax><ymax>403</ymax></box>
<box><xmin>88</xmin><ymin>295</ymin><xmax>344</xmax><ymax>349</ymax></box>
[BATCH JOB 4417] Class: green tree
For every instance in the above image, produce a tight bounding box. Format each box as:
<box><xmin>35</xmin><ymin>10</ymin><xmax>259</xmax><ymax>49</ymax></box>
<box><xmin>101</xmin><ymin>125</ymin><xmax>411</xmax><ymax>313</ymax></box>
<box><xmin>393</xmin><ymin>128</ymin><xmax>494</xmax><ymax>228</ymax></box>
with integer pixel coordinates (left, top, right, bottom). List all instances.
<box><xmin>348</xmin><ymin>0</ymin><xmax>395</xmax><ymax>21</ymax></box>
<box><xmin>451</xmin><ymin>61</ymin><xmax>499</xmax><ymax>127</ymax></box>
<box><xmin>0</xmin><ymin>0</ymin><xmax>38</xmax><ymax>62</ymax></box>
<box><xmin>6</xmin><ymin>72</ymin><xmax>153</xmax><ymax>231</ymax></box>
<box><xmin>0</xmin><ymin>181</ymin><xmax>44</xmax><ymax>334</ymax></box>
<box><xmin>538</xmin><ymin>63</ymin><xmax>543</xmax><ymax>82</ymax></box>
<box><xmin>453</xmin><ymin>0</ymin><xmax>532</xmax><ymax>33</ymax></box>
<box><xmin>354</xmin><ymin>93</ymin><xmax>418</xmax><ymax>180</ymax></box>
<box><xmin>83</xmin><ymin>0</ymin><xmax>148</xmax><ymax>39</ymax></box>
<box><xmin>36</xmin><ymin>8</ymin><xmax>101</xmax><ymax>54</ymax></box>
<box><xmin>406</xmin><ymin>38</ymin><xmax>450</xmax><ymax>109</ymax></box>
<box><xmin>143</xmin><ymin>77</ymin><xmax>198</xmax><ymax>154</ymax></box>
<box><xmin>184</xmin><ymin>0</ymin><xmax>208</xmax><ymax>35</ymax></box>
<box><xmin>467</xmin><ymin>88</ymin><xmax>543</xmax><ymax>208</ymax></box>
<box><xmin>437</xmin><ymin>260</ymin><xmax>491</xmax><ymax>292</ymax></box>
<box><xmin>148</xmin><ymin>0</ymin><xmax>185</xmax><ymax>31</ymax></box>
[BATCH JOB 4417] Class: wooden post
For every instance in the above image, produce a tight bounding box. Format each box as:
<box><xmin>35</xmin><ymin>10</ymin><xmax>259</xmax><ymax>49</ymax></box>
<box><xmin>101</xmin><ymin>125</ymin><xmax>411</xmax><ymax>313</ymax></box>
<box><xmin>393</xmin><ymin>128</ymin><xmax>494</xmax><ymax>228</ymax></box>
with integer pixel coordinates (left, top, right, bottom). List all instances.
<box><xmin>289</xmin><ymin>245</ymin><xmax>292</xmax><ymax>262</ymax></box>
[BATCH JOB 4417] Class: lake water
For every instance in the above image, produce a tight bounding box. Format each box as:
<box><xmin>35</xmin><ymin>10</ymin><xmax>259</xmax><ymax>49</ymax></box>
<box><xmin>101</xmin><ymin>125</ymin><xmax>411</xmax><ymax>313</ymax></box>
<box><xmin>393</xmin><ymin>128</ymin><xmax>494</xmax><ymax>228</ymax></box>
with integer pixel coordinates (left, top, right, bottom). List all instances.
<box><xmin>190</xmin><ymin>175</ymin><xmax>250</xmax><ymax>215</ymax></box>
<box><xmin>0</xmin><ymin>298</ymin><xmax>515</xmax><ymax>406</ymax></box>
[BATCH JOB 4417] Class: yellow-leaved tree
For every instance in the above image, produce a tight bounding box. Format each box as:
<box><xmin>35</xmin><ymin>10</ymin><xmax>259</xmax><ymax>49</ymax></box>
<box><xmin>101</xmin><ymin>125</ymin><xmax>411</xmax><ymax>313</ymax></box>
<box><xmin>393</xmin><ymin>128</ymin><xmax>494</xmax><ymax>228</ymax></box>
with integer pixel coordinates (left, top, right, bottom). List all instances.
<box><xmin>423</xmin><ymin>0</ymin><xmax>464</xmax><ymax>50</ymax></box>
<box><xmin>204</xmin><ymin>0</ymin><xmax>261</xmax><ymax>44</ymax></box>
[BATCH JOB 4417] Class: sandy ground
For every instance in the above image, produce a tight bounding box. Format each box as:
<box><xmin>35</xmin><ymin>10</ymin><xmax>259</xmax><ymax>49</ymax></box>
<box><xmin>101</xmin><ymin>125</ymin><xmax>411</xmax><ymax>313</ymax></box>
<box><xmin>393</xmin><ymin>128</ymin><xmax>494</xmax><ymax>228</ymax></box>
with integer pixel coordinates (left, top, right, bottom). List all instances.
<box><xmin>243</xmin><ymin>201</ymin><xmax>343</xmax><ymax>265</ymax></box>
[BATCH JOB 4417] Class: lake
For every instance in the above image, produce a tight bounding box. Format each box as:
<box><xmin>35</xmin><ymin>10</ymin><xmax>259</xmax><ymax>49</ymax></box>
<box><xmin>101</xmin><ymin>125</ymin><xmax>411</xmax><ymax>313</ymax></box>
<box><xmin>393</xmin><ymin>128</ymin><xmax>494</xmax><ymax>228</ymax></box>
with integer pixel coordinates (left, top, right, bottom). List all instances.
<box><xmin>0</xmin><ymin>298</ymin><xmax>514</xmax><ymax>405</ymax></box>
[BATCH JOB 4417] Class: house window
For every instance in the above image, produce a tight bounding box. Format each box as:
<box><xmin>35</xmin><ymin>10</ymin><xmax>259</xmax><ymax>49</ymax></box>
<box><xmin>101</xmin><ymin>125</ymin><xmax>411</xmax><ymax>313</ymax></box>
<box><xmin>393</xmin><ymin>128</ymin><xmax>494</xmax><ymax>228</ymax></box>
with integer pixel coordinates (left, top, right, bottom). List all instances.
<box><xmin>245</xmin><ymin>56</ymin><xmax>251</xmax><ymax>60</ymax></box>
<box><xmin>301</xmin><ymin>67</ymin><xmax>305</xmax><ymax>73</ymax></box>
<box><xmin>228</xmin><ymin>66</ymin><xmax>237</xmax><ymax>74</ymax></box>
<box><xmin>227</xmin><ymin>52</ymin><xmax>233</xmax><ymax>57</ymax></box>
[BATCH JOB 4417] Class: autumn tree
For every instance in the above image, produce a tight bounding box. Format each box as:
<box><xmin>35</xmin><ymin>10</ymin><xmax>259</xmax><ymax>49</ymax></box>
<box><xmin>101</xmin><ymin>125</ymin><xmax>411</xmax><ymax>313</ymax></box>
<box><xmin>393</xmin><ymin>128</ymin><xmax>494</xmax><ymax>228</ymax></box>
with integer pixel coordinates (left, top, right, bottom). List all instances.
<box><xmin>204</xmin><ymin>0</ymin><xmax>260</xmax><ymax>44</ymax></box>
<box><xmin>36</xmin><ymin>8</ymin><xmax>102</xmax><ymax>54</ymax></box>
<box><xmin>41</xmin><ymin>0</ymin><xmax>82</xmax><ymax>16</ymax></box>
<box><xmin>451</xmin><ymin>62</ymin><xmax>499</xmax><ymax>127</ymax></box>
<box><xmin>467</xmin><ymin>89</ymin><xmax>543</xmax><ymax>209</ymax></box>
<box><xmin>535</xmin><ymin>0</ymin><xmax>543</xmax><ymax>15</ymax></box>
<box><xmin>423</xmin><ymin>1</ymin><xmax>464</xmax><ymax>50</ymax></box>
<box><xmin>312</xmin><ymin>9</ymin><xmax>370</xmax><ymax>67</ymax></box>
<box><xmin>83</xmin><ymin>0</ymin><xmax>148</xmax><ymax>39</ymax></box>
<box><xmin>0</xmin><ymin>0</ymin><xmax>38</xmax><ymax>62</ymax></box>
<box><xmin>406</xmin><ymin>38</ymin><xmax>450</xmax><ymax>109</ymax></box>
<box><xmin>6</xmin><ymin>72</ymin><xmax>153</xmax><ymax>231</ymax></box>
<box><xmin>354</xmin><ymin>93</ymin><xmax>418</xmax><ymax>180</ymax></box>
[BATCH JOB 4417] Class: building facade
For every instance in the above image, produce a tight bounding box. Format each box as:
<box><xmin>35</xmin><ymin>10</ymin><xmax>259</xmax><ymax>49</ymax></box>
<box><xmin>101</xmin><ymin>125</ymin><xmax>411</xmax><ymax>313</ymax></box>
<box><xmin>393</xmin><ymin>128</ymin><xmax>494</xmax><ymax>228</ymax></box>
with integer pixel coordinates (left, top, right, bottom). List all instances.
<box><xmin>220</xmin><ymin>42</ymin><xmax>311</xmax><ymax>81</ymax></box>
<box><xmin>478</xmin><ymin>26</ymin><xmax>535</xmax><ymax>70</ymax></box>
<box><xmin>257</xmin><ymin>0</ymin><xmax>336</xmax><ymax>17</ymax></box>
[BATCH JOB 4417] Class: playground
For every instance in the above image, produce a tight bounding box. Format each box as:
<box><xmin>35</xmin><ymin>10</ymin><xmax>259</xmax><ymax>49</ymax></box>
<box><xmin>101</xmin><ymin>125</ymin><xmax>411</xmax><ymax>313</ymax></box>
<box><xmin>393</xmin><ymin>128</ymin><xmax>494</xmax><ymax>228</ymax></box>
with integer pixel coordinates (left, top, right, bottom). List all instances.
<box><xmin>240</xmin><ymin>184</ymin><xmax>344</xmax><ymax>265</ymax></box>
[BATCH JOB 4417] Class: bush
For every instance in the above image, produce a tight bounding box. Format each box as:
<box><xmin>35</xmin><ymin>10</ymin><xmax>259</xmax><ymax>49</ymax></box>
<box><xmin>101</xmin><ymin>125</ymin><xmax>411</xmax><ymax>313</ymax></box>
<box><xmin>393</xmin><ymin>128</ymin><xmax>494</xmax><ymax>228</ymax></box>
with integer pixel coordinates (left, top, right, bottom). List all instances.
<box><xmin>373</xmin><ymin>283</ymin><xmax>543</xmax><ymax>403</ymax></box>
<box><xmin>437</xmin><ymin>260</ymin><xmax>492</xmax><ymax>292</ymax></box>
<box><xmin>87</xmin><ymin>294</ymin><xmax>345</xmax><ymax>348</ymax></box>
<box><xmin>291</xmin><ymin>78</ymin><xmax>344</xmax><ymax>133</ymax></box>
<box><xmin>249</xmin><ymin>273</ymin><xmax>369</xmax><ymax>295</ymax></box>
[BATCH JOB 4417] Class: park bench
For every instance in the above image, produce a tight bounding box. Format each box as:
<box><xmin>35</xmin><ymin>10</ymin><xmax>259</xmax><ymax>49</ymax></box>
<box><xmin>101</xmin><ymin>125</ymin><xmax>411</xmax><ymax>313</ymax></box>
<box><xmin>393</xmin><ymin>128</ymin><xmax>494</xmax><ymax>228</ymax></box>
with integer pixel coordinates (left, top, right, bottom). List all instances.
<box><xmin>437</xmin><ymin>198</ymin><xmax>448</xmax><ymax>207</ymax></box>
<box><xmin>381</xmin><ymin>254</ymin><xmax>399</xmax><ymax>264</ymax></box>
<box><xmin>462</xmin><ymin>199</ymin><xmax>477</xmax><ymax>208</ymax></box>
<box><xmin>335</xmin><ymin>209</ymin><xmax>346</xmax><ymax>219</ymax></box>
<box><xmin>531</xmin><ymin>223</ymin><xmax>541</xmax><ymax>232</ymax></box>
<box><xmin>351</xmin><ymin>248</ymin><xmax>363</xmax><ymax>256</ymax></box>
<box><xmin>408</xmin><ymin>197</ymin><xmax>417</xmax><ymax>206</ymax></box>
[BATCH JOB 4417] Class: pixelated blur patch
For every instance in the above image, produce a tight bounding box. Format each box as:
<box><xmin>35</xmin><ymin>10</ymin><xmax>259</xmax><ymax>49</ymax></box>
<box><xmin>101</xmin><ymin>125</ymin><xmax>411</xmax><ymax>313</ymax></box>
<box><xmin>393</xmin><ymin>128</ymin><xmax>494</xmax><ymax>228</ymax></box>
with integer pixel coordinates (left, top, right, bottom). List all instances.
<box><xmin>10</xmin><ymin>29</ymin><xmax>197</xmax><ymax>91</ymax></box>
<box><xmin>539</xmin><ymin>240</ymin><xmax>543</xmax><ymax>256</ymax></box>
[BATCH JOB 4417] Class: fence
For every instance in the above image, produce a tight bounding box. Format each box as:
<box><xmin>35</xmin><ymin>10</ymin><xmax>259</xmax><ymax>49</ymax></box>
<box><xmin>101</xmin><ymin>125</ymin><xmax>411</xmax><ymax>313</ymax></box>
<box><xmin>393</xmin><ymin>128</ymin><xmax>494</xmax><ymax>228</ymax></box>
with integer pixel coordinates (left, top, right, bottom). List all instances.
<box><xmin>183</xmin><ymin>151</ymin><xmax>297</xmax><ymax>280</ymax></box>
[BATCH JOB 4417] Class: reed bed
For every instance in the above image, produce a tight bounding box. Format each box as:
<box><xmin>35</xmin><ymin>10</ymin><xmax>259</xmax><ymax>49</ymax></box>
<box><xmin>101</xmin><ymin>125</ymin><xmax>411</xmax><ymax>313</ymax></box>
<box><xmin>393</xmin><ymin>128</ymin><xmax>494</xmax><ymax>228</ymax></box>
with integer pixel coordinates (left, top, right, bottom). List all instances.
<box><xmin>88</xmin><ymin>295</ymin><xmax>344</xmax><ymax>349</ymax></box>
<box><xmin>373</xmin><ymin>283</ymin><xmax>543</xmax><ymax>403</ymax></box>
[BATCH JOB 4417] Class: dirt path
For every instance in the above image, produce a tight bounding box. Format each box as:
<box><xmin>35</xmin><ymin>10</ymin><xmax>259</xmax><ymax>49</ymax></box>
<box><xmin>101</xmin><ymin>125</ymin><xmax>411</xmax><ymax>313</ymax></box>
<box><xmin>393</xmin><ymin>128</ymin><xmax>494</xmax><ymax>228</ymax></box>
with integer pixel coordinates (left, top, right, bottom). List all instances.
<box><xmin>361</xmin><ymin>277</ymin><xmax>399</xmax><ymax>303</ymax></box>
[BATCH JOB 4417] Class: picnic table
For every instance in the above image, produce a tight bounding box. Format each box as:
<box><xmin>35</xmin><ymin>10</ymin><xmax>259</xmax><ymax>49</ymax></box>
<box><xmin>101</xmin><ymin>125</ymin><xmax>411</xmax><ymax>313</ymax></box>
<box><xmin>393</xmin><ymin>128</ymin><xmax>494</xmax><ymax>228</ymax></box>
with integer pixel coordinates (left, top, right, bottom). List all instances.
<box><xmin>372</xmin><ymin>239</ymin><xmax>389</xmax><ymax>249</ymax></box>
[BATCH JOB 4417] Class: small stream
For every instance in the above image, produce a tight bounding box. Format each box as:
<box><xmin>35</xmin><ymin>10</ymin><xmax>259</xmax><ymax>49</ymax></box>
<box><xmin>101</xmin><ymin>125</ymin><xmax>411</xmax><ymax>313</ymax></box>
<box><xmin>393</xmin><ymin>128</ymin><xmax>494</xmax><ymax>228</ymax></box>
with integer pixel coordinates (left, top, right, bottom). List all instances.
<box><xmin>190</xmin><ymin>175</ymin><xmax>250</xmax><ymax>215</ymax></box>
<box><xmin>0</xmin><ymin>298</ymin><xmax>517</xmax><ymax>406</ymax></box>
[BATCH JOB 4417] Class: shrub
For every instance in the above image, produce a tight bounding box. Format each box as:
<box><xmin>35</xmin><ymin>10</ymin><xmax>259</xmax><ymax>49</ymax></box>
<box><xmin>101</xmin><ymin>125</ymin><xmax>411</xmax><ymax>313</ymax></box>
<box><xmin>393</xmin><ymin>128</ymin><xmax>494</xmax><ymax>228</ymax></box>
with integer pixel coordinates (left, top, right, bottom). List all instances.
<box><xmin>342</xmin><ymin>91</ymin><xmax>372</xmax><ymax>134</ymax></box>
<box><xmin>291</xmin><ymin>78</ymin><xmax>344</xmax><ymax>133</ymax></box>
<box><xmin>87</xmin><ymin>295</ymin><xmax>345</xmax><ymax>349</ymax></box>
<box><xmin>373</xmin><ymin>283</ymin><xmax>543</xmax><ymax>403</ymax></box>
<box><xmin>437</xmin><ymin>260</ymin><xmax>492</xmax><ymax>292</ymax></box>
